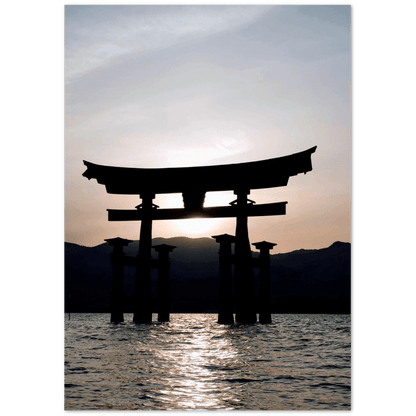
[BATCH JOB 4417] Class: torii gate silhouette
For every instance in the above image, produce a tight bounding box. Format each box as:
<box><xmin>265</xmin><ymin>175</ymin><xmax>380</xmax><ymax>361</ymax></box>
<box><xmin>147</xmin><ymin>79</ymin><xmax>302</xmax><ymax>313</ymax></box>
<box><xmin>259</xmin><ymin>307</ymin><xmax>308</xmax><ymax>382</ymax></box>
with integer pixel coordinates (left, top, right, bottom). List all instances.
<box><xmin>83</xmin><ymin>146</ymin><xmax>317</xmax><ymax>324</ymax></box>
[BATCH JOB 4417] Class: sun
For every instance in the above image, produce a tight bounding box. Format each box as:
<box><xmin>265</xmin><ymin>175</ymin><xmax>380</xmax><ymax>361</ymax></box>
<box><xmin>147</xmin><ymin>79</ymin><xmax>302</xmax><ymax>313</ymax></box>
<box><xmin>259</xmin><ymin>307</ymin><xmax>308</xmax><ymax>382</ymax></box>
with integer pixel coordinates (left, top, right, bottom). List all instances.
<box><xmin>173</xmin><ymin>218</ymin><xmax>223</xmax><ymax>236</ymax></box>
<box><xmin>156</xmin><ymin>191</ymin><xmax>236</xmax><ymax>237</ymax></box>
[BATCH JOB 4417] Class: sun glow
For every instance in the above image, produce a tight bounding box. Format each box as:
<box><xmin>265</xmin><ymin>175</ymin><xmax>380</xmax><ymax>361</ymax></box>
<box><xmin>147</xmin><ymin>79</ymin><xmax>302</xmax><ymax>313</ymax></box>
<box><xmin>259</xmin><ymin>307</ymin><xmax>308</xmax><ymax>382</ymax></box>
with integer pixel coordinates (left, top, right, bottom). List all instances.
<box><xmin>173</xmin><ymin>218</ymin><xmax>223</xmax><ymax>236</ymax></box>
<box><xmin>156</xmin><ymin>191</ymin><xmax>236</xmax><ymax>237</ymax></box>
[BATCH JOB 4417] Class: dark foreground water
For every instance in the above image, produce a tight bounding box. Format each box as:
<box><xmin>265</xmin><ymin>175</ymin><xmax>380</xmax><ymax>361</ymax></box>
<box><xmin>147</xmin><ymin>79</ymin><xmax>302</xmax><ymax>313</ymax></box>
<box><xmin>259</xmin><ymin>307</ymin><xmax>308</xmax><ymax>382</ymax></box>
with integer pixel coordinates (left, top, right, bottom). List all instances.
<box><xmin>65</xmin><ymin>313</ymin><xmax>350</xmax><ymax>410</ymax></box>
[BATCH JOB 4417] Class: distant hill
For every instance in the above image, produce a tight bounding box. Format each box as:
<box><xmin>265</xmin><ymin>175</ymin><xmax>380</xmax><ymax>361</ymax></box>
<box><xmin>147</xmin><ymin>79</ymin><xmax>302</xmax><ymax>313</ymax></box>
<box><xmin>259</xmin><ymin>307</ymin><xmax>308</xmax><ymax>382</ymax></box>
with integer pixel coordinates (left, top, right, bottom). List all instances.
<box><xmin>65</xmin><ymin>237</ymin><xmax>350</xmax><ymax>314</ymax></box>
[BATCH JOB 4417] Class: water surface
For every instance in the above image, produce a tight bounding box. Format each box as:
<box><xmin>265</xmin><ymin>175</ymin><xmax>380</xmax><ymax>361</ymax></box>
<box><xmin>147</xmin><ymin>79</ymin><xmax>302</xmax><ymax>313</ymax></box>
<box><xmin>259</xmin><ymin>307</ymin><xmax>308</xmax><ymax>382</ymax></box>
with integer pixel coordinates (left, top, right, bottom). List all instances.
<box><xmin>65</xmin><ymin>313</ymin><xmax>350</xmax><ymax>410</ymax></box>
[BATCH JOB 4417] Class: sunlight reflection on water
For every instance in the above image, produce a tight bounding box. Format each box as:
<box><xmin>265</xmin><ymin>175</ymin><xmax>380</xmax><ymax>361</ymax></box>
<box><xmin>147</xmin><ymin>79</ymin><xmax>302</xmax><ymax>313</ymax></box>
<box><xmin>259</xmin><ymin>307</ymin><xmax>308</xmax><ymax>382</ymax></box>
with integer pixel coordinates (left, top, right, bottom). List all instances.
<box><xmin>65</xmin><ymin>313</ymin><xmax>350</xmax><ymax>410</ymax></box>
<box><xmin>152</xmin><ymin>322</ymin><xmax>240</xmax><ymax>409</ymax></box>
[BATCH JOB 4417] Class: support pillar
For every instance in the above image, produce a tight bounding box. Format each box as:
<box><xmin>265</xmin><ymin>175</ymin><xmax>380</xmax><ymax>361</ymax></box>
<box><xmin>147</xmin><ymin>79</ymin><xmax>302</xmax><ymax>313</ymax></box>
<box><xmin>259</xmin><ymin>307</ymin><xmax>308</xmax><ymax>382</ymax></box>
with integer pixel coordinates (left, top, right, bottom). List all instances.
<box><xmin>133</xmin><ymin>193</ymin><xmax>156</xmax><ymax>324</ymax></box>
<box><xmin>253</xmin><ymin>241</ymin><xmax>276</xmax><ymax>324</ymax></box>
<box><xmin>212</xmin><ymin>234</ymin><xmax>235</xmax><ymax>324</ymax></box>
<box><xmin>232</xmin><ymin>189</ymin><xmax>257</xmax><ymax>324</ymax></box>
<box><xmin>105</xmin><ymin>237</ymin><xmax>133</xmax><ymax>323</ymax></box>
<box><xmin>153</xmin><ymin>244</ymin><xmax>176</xmax><ymax>322</ymax></box>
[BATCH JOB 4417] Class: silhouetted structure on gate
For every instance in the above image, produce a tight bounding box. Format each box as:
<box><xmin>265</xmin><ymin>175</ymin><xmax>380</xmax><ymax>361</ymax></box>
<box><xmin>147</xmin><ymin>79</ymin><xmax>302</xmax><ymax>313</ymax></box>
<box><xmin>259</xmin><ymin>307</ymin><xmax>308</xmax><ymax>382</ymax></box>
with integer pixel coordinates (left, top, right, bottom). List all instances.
<box><xmin>82</xmin><ymin>146</ymin><xmax>317</xmax><ymax>324</ymax></box>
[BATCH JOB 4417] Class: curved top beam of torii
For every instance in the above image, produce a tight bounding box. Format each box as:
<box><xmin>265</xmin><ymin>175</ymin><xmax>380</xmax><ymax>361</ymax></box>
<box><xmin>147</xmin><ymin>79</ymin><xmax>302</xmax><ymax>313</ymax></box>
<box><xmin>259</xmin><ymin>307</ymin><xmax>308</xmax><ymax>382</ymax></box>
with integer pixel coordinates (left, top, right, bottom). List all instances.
<box><xmin>82</xmin><ymin>146</ymin><xmax>317</xmax><ymax>198</ymax></box>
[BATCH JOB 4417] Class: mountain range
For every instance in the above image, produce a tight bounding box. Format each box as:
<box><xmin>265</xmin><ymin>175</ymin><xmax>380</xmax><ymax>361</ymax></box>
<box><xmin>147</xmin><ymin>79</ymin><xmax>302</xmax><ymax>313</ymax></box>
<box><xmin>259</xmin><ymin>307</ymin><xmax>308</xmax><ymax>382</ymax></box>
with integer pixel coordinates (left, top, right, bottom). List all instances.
<box><xmin>65</xmin><ymin>237</ymin><xmax>350</xmax><ymax>314</ymax></box>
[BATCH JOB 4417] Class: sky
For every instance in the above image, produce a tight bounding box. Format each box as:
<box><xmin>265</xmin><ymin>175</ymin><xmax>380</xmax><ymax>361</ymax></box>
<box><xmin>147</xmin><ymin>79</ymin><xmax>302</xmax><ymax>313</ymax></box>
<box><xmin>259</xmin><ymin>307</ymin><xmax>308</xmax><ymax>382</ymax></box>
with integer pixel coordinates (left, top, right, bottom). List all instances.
<box><xmin>65</xmin><ymin>5</ymin><xmax>351</xmax><ymax>253</ymax></box>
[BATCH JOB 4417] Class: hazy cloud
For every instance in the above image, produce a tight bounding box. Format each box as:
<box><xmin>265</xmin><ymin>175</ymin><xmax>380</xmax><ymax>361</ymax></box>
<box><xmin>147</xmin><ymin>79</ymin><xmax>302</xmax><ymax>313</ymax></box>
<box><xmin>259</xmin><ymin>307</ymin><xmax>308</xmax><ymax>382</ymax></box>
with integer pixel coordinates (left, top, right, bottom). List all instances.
<box><xmin>65</xmin><ymin>5</ymin><xmax>273</xmax><ymax>82</ymax></box>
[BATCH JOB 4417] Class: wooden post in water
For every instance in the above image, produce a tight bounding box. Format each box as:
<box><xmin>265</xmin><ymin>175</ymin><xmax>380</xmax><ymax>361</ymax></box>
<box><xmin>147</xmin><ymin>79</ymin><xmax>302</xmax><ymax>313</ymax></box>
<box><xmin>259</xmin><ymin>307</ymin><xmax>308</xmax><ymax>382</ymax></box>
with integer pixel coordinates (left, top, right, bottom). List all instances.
<box><xmin>105</xmin><ymin>237</ymin><xmax>132</xmax><ymax>323</ymax></box>
<box><xmin>212</xmin><ymin>234</ymin><xmax>235</xmax><ymax>324</ymax></box>
<box><xmin>252</xmin><ymin>241</ymin><xmax>276</xmax><ymax>324</ymax></box>
<box><xmin>134</xmin><ymin>193</ymin><xmax>156</xmax><ymax>324</ymax></box>
<box><xmin>153</xmin><ymin>244</ymin><xmax>176</xmax><ymax>322</ymax></box>
<box><xmin>233</xmin><ymin>189</ymin><xmax>257</xmax><ymax>324</ymax></box>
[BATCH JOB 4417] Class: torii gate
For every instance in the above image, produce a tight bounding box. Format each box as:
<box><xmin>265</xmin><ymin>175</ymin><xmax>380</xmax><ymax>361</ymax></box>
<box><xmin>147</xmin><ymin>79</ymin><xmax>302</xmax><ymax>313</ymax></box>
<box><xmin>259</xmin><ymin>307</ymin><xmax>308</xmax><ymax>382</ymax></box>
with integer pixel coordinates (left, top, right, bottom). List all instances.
<box><xmin>83</xmin><ymin>146</ymin><xmax>317</xmax><ymax>324</ymax></box>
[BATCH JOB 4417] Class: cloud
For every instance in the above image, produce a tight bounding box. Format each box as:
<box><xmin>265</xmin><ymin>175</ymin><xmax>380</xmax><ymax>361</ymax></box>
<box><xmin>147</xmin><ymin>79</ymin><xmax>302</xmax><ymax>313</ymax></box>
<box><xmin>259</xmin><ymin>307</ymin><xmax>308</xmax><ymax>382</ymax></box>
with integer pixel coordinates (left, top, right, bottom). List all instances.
<box><xmin>65</xmin><ymin>5</ymin><xmax>273</xmax><ymax>82</ymax></box>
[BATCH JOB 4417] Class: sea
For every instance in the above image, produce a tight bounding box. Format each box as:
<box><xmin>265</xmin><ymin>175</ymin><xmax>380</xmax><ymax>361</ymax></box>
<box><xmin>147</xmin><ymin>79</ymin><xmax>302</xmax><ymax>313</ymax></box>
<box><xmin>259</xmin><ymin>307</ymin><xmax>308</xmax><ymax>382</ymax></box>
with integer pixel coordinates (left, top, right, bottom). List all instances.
<box><xmin>64</xmin><ymin>313</ymin><xmax>351</xmax><ymax>410</ymax></box>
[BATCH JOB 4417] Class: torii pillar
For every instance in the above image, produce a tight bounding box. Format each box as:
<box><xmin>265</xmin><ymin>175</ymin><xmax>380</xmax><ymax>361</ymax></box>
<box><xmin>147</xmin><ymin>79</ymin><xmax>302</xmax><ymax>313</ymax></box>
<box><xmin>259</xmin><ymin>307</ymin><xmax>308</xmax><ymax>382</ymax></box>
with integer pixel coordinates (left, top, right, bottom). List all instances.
<box><xmin>233</xmin><ymin>189</ymin><xmax>257</xmax><ymax>324</ymax></box>
<box><xmin>133</xmin><ymin>193</ymin><xmax>156</xmax><ymax>324</ymax></box>
<box><xmin>253</xmin><ymin>241</ymin><xmax>276</xmax><ymax>324</ymax></box>
<box><xmin>212</xmin><ymin>234</ymin><xmax>235</xmax><ymax>325</ymax></box>
<box><xmin>153</xmin><ymin>244</ymin><xmax>176</xmax><ymax>322</ymax></box>
<box><xmin>105</xmin><ymin>237</ymin><xmax>132</xmax><ymax>323</ymax></box>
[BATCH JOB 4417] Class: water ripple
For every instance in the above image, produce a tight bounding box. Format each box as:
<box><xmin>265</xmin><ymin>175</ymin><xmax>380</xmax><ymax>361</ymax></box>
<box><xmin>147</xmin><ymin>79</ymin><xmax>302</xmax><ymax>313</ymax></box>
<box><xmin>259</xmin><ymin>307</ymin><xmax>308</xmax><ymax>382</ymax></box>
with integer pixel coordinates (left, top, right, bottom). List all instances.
<box><xmin>65</xmin><ymin>313</ymin><xmax>350</xmax><ymax>410</ymax></box>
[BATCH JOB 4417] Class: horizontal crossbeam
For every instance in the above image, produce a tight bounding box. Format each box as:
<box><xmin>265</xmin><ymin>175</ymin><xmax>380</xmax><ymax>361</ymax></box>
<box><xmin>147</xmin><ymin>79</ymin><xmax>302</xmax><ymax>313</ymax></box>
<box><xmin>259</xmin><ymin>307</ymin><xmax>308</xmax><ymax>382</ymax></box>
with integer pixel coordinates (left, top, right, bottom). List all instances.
<box><xmin>107</xmin><ymin>202</ymin><xmax>287</xmax><ymax>222</ymax></box>
<box><xmin>83</xmin><ymin>146</ymin><xmax>317</xmax><ymax>195</ymax></box>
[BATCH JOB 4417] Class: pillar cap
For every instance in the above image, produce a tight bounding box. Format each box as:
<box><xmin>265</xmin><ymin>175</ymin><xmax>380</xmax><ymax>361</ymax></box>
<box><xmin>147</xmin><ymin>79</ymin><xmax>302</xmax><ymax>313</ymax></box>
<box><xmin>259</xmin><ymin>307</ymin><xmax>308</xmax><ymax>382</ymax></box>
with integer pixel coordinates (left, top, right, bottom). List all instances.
<box><xmin>105</xmin><ymin>237</ymin><xmax>133</xmax><ymax>246</ymax></box>
<box><xmin>212</xmin><ymin>233</ymin><xmax>236</xmax><ymax>243</ymax></box>
<box><xmin>152</xmin><ymin>244</ymin><xmax>176</xmax><ymax>252</ymax></box>
<box><xmin>252</xmin><ymin>241</ymin><xmax>277</xmax><ymax>250</ymax></box>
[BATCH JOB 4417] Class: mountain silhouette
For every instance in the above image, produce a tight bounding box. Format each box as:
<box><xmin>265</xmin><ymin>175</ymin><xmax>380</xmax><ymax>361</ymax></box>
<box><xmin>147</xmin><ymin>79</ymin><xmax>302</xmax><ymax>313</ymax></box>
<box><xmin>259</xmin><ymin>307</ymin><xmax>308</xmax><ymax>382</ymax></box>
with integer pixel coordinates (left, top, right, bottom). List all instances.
<box><xmin>65</xmin><ymin>238</ymin><xmax>350</xmax><ymax>314</ymax></box>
